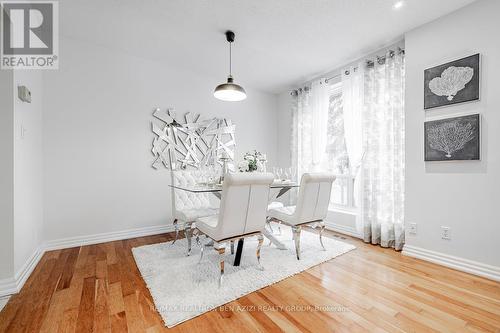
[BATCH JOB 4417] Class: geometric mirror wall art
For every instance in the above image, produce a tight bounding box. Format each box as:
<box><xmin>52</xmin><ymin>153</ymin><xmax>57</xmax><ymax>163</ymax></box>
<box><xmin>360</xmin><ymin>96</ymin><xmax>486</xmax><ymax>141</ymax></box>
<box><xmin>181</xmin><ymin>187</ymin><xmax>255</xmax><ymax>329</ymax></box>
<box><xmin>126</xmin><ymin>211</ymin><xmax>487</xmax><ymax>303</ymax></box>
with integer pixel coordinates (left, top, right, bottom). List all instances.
<box><xmin>424</xmin><ymin>53</ymin><xmax>480</xmax><ymax>109</ymax></box>
<box><xmin>424</xmin><ymin>114</ymin><xmax>480</xmax><ymax>161</ymax></box>
<box><xmin>151</xmin><ymin>108</ymin><xmax>235</xmax><ymax>170</ymax></box>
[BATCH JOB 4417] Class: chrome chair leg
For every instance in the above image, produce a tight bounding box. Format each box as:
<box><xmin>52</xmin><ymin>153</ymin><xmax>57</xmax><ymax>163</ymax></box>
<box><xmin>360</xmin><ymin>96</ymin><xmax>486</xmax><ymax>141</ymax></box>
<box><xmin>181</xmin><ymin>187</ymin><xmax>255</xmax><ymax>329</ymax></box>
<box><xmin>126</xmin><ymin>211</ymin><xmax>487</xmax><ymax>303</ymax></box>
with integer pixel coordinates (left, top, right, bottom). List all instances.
<box><xmin>171</xmin><ymin>219</ymin><xmax>179</xmax><ymax>244</ymax></box>
<box><xmin>318</xmin><ymin>221</ymin><xmax>326</xmax><ymax>250</ymax></box>
<box><xmin>198</xmin><ymin>236</ymin><xmax>211</xmax><ymax>264</ymax></box>
<box><xmin>256</xmin><ymin>234</ymin><xmax>264</xmax><ymax>270</ymax></box>
<box><xmin>185</xmin><ymin>223</ymin><xmax>193</xmax><ymax>256</ymax></box>
<box><xmin>266</xmin><ymin>218</ymin><xmax>282</xmax><ymax>236</ymax></box>
<box><xmin>217</xmin><ymin>246</ymin><xmax>225</xmax><ymax>288</ymax></box>
<box><xmin>198</xmin><ymin>242</ymin><xmax>205</xmax><ymax>264</ymax></box>
<box><xmin>266</xmin><ymin>217</ymin><xmax>274</xmax><ymax>233</ymax></box>
<box><xmin>194</xmin><ymin>229</ymin><xmax>201</xmax><ymax>246</ymax></box>
<box><xmin>266</xmin><ymin>219</ymin><xmax>273</xmax><ymax>245</ymax></box>
<box><xmin>292</xmin><ymin>225</ymin><xmax>302</xmax><ymax>260</ymax></box>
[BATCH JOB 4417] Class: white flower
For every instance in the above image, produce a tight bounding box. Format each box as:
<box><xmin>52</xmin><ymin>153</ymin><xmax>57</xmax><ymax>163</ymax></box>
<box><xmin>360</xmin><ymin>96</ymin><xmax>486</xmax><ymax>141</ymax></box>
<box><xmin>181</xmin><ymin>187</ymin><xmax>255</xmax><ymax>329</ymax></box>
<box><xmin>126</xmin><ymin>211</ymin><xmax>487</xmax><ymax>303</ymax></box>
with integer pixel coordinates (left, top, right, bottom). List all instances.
<box><xmin>238</xmin><ymin>160</ymin><xmax>250</xmax><ymax>172</ymax></box>
<box><xmin>244</xmin><ymin>154</ymin><xmax>255</xmax><ymax>161</ymax></box>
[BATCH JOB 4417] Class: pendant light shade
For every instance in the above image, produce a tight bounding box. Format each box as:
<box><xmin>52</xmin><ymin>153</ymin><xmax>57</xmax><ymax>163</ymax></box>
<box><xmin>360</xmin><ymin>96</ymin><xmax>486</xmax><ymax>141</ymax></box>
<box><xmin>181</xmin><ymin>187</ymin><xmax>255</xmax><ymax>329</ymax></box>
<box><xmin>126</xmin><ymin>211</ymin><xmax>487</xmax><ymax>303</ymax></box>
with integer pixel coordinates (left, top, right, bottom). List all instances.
<box><xmin>214</xmin><ymin>31</ymin><xmax>247</xmax><ymax>102</ymax></box>
<box><xmin>214</xmin><ymin>76</ymin><xmax>246</xmax><ymax>101</ymax></box>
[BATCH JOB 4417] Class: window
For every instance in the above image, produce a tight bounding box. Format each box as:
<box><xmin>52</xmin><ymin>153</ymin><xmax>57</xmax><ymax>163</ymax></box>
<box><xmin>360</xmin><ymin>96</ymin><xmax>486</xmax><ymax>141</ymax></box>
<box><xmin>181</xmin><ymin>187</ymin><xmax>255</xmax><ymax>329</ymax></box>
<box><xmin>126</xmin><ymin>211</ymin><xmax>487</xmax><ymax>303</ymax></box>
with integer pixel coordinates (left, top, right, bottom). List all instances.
<box><xmin>292</xmin><ymin>81</ymin><xmax>356</xmax><ymax>211</ymax></box>
<box><xmin>323</xmin><ymin>83</ymin><xmax>356</xmax><ymax>210</ymax></box>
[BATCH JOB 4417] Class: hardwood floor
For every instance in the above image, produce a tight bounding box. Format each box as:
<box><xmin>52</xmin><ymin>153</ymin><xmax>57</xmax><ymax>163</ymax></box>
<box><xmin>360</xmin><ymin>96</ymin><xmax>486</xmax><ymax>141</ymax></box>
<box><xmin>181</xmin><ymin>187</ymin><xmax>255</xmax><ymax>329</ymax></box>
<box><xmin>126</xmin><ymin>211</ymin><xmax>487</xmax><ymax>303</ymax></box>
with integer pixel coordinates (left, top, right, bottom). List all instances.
<box><xmin>1</xmin><ymin>230</ymin><xmax>499</xmax><ymax>333</ymax></box>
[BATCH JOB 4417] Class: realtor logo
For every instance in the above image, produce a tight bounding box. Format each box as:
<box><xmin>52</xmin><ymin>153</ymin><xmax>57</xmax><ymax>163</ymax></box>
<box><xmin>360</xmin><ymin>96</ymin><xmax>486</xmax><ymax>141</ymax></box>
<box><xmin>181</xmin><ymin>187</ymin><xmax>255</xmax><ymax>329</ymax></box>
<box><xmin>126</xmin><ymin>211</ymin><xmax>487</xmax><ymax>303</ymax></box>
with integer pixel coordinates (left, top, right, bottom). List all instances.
<box><xmin>1</xmin><ymin>1</ymin><xmax>58</xmax><ymax>69</ymax></box>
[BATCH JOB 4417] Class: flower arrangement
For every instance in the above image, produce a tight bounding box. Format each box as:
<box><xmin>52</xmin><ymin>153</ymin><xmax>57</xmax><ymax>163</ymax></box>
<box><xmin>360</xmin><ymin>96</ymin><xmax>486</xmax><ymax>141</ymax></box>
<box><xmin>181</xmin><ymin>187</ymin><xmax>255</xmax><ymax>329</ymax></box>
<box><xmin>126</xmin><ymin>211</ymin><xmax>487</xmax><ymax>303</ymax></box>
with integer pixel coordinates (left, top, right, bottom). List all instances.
<box><xmin>238</xmin><ymin>150</ymin><xmax>267</xmax><ymax>172</ymax></box>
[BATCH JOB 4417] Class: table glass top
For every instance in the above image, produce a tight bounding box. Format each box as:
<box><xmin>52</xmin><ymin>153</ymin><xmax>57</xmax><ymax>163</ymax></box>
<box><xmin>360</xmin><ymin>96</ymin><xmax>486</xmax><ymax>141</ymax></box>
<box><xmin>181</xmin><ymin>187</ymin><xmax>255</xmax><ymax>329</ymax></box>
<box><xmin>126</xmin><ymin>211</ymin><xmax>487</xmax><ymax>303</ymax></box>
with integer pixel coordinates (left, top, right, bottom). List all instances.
<box><xmin>169</xmin><ymin>181</ymin><xmax>298</xmax><ymax>193</ymax></box>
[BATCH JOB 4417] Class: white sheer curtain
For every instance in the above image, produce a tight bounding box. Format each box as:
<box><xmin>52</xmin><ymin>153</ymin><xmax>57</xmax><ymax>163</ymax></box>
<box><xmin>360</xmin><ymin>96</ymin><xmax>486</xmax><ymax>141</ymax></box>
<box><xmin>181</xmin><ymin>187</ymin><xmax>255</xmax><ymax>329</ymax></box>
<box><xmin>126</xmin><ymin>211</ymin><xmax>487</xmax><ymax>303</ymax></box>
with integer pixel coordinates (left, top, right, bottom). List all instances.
<box><xmin>310</xmin><ymin>79</ymin><xmax>330</xmax><ymax>165</ymax></box>
<box><xmin>291</xmin><ymin>51</ymin><xmax>405</xmax><ymax>250</ymax></box>
<box><xmin>342</xmin><ymin>64</ymin><xmax>365</xmax><ymax>207</ymax></box>
<box><xmin>291</xmin><ymin>88</ymin><xmax>310</xmax><ymax>179</ymax></box>
<box><xmin>360</xmin><ymin>50</ymin><xmax>405</xmax><ymax>250</ymax></box>
<box><xmin>291</xmin><ymin>79</ymin><xmax>329</xmax><ymax>177</ymax></box>
<box><xmin>342</xmin><ymin>65</ymin><xmax>364</xmax><ymax>170</ymax></box>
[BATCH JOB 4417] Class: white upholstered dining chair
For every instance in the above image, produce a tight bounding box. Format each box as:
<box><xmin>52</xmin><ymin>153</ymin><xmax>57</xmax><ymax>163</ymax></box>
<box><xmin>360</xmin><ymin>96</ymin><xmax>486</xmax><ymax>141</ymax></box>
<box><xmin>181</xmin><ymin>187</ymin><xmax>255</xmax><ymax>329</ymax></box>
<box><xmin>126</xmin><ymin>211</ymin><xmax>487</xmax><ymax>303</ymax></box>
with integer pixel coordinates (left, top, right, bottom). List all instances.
<box><xmin>195</xmin><ymin>172</ymin><xmax>274</xmax><ymax>287</ymax></box>
<box><xmin>268</xmin><ymin>173</ymin><xmax>336</xmax><ymax>260</ymax></box>
<box><xmin>171</xmin><ymin>170</ymin><xmax>218</xmax><ymax>255</ymax></box>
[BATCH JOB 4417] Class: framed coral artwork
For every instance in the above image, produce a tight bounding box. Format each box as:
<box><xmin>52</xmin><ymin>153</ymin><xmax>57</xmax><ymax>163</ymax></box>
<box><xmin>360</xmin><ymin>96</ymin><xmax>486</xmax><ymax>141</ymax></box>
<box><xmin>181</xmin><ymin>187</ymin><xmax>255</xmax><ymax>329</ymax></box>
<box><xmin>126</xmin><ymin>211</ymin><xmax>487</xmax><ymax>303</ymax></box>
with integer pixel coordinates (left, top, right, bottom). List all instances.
<box><xmin>424</xmin><ymin>54</ymin><xmax>480</xmax><ymax>109</ymax></box>
<box><xmin>424</xmin><ymin>114</ymin><xmax>480</xmax><ymax>161</ymax></box>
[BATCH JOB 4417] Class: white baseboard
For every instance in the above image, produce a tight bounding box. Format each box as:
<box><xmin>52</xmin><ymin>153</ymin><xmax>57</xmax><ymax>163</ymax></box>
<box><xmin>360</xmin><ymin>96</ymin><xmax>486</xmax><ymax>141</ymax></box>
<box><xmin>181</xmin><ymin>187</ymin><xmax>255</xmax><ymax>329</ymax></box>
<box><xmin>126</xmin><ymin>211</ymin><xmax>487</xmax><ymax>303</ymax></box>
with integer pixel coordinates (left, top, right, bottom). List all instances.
<box><xmin>0</xmin><ymin>295</ymin><xmax>11</xmax><ymax>302</ymax></box>
<box><xmin>14</xmin><ymin>246</ymin><xmax>45</xmax><ymax>291</ymax></box>
<box><xmin>0</xmin><ymin>246</ymin><xmax>45</xmax><ymax>298</ymax></box>
<box><xmin>44</xmin><ymin>224</ymin><xmax>175</xmax><ymax>251</ymax></box>
<box><xmin>402</xmin><ymin>245</ymin><xmax>500</xmax><ymax>282</ymax></box>
<box><xmin>0</xmin><ymin>224</ymin><xmax>175</xmax><ymax>298</ymax></box>
<box><xmin>324</xmin><ymin>221</ymin><xmax>362</xmax><ymax>239</ymax></box>
<box><xmin>0</xmin><ymin>295</ymin><xmax>10</xmax><ymax>311</ymax></box>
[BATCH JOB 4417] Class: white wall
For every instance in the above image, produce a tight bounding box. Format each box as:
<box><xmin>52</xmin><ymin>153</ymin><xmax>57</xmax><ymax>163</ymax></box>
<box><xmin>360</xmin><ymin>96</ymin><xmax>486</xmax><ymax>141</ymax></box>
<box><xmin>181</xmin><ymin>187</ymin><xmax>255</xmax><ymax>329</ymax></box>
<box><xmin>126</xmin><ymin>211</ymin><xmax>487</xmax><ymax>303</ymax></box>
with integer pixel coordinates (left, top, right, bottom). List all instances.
<box><xmin>13</xmin><ymin>71</ymin><xmax>44</xmax><ymax>273</ymax></box>
<box><xmin>42</xmin><ymin>37</ymin><xmax>278</xmax><ymax>241</ymax></box>
<box><xmin>0</xmin><ymin>70</ymin><xmax>14</xmax><ymax>280</ymax></box>
<box><xmin>404</xmin><ymin>0</ymin><xmax>500</xmax><ymax>267</ymax></box>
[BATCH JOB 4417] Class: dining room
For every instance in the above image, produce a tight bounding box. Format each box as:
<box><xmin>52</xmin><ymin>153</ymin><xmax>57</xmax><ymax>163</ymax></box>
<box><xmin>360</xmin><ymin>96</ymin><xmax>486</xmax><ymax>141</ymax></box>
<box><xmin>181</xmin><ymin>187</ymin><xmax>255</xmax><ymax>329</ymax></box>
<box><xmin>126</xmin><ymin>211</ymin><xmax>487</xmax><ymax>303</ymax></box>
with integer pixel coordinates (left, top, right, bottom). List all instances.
<box><xmin>1</xmin><ymin>0</ymin><xmax>500</xmax><ymax>332</ymax></box>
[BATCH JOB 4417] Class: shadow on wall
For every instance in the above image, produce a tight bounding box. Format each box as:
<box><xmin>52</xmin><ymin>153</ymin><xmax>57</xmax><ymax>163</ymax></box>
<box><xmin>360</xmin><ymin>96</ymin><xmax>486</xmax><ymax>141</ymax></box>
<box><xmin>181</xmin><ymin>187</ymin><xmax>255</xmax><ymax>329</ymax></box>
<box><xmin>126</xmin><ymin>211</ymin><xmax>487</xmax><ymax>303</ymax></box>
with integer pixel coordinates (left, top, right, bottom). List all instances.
<box><xmin>425</xmin><ymin>162</ymin><xmax>486</xmax><ymax>174</ymax></box>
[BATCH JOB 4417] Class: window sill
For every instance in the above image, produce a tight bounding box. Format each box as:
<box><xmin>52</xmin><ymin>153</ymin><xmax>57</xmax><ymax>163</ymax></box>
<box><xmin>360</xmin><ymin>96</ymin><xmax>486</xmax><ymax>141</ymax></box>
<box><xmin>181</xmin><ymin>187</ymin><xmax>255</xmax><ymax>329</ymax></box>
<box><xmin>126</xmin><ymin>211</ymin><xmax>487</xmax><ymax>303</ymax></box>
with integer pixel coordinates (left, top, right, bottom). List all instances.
<box><xmin>328</xmin><ymin>207</ymin><xmax>358</xmax><ymax>215</ymax></box>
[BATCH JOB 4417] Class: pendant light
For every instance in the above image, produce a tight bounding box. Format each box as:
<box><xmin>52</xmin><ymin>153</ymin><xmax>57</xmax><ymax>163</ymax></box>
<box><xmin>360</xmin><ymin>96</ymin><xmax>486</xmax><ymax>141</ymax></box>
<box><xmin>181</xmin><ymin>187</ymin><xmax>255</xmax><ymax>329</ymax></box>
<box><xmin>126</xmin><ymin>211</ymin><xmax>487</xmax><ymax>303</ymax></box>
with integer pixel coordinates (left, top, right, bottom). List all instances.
<box><xmin>214</xmin><ymin>30</ymin><xmax>247</xmax><ymax>101</ymax></box>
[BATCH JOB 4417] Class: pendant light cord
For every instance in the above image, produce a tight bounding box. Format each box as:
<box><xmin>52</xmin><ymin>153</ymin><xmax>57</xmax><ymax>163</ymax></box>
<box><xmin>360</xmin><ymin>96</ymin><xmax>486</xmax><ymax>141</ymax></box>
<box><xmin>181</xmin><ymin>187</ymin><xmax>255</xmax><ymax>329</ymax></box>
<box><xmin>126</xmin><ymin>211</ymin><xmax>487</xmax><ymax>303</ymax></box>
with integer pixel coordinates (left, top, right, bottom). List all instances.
<box><xmin>229</xmin><ymin>41</ymin><xmax>232</xmax><ymax>77</ymax></box>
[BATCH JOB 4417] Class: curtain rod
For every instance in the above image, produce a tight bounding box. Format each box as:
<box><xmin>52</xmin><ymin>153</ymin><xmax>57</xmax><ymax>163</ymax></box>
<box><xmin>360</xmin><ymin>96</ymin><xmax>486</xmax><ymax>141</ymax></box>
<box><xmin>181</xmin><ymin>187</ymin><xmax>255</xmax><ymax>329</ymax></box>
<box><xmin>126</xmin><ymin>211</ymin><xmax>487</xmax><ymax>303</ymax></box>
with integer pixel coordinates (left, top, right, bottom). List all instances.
<box><xmin>324</xmin><ymin>47</ymin><xmax>405</xmax><ymax>82</ymax></box>
<box><xmin>291</xmin><ymin>47</ymin><xmax>405</xmax><ymax>95</ymax></box>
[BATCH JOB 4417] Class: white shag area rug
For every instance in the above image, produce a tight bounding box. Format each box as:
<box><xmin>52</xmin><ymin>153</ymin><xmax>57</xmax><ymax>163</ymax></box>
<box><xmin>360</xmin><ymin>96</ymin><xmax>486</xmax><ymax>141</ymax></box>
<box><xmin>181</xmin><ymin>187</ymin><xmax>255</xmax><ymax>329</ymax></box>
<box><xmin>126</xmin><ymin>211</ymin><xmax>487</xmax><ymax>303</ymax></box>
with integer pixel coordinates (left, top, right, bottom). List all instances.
<box><xmin>132</xmin><ymin>226</ymin><xmax>356</xmax><ymax>328</ymax></box>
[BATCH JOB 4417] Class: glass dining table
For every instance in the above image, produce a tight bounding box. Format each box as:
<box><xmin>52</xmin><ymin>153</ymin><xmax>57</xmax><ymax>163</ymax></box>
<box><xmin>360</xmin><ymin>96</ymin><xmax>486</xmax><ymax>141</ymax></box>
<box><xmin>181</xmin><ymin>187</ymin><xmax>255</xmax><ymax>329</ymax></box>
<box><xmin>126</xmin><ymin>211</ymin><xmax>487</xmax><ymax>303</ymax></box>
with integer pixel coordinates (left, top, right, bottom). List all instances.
<box><xmin>169</xmin><ymin>181</ymin><xmax>299</xmax><ymax>266</ymax></box>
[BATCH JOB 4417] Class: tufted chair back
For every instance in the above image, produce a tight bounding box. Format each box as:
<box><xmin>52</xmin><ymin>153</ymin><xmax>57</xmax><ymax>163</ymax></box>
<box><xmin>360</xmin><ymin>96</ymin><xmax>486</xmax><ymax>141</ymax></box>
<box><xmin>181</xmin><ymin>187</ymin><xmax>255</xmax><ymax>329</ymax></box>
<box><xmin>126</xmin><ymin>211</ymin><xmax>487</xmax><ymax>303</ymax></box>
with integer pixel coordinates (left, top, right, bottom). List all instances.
<box><xmin>294</xmin><ymin>173</ymin><xmax>336</xmax><ymax>223</ymax></box>
<box><xmin>213</xmin><ymin>172</ymin><xmax>274</xmax><ymax>241</ymax></box>
<box><xmin>171</xmin><ymin>170</ymin><xmax>212</xmax><ymax>213</ymax></box>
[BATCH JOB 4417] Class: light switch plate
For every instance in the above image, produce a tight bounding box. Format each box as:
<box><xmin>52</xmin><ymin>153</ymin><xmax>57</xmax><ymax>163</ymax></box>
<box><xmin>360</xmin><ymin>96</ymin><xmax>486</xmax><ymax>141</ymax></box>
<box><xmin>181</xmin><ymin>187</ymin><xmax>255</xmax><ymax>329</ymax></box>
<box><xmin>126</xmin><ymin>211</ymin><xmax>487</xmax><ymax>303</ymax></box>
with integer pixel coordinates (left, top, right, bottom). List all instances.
<box><xmin>408</xmin><ymin>223</ymin><xmax>417</xmax><ymax>235</ymax></box>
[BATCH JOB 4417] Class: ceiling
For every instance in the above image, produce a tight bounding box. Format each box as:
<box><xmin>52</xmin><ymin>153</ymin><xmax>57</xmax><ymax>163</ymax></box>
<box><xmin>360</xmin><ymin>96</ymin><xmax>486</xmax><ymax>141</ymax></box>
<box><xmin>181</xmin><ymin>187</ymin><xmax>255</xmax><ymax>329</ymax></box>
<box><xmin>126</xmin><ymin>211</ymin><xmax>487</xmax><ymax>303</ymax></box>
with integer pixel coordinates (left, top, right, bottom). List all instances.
<box><xmin>60</xmin><ymin>0</ymin><xmax>476</xmax><ymax>94</ymax></box>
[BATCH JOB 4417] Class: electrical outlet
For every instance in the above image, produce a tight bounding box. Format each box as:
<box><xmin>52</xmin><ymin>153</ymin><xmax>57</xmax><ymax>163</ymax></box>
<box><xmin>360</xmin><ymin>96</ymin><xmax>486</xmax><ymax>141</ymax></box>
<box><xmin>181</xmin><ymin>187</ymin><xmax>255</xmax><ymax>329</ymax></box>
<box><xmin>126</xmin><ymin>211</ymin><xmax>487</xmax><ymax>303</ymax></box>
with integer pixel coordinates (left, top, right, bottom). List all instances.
<box><xmin>441</xmin><ymin>226</ymin><xmax>451</xmax><ymax>240</ymax></box>
<box><xmin>20</xmin><ymin>125</ymin><xmax>27</xmax><ymax>139</ymax></box>
<box><xmin>408</xmin><ymin>223</ymin><xmax>417</xmax><ymax>235</ymax></box>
